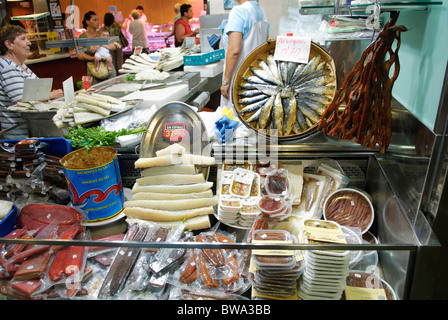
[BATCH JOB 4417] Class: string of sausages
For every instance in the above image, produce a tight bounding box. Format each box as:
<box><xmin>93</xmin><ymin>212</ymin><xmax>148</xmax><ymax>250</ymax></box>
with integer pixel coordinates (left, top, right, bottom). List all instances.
<box><xmin>318</xmin><ymin>11</ymin><xmax>408</xmax><ymax>153</ymax></box>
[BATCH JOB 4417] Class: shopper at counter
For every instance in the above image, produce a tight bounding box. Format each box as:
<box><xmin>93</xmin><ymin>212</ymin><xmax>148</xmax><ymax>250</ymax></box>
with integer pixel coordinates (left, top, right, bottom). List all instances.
<box><xmin>220</xmin><ymin>0</ymin><xmax>269</xmax><ymax>109</ymax></box>
<box><xmin>0</xmin><ymin>25</ymin><xmax>63</xmax><ymax>139</ymax></box>
<box><xmin>77</xmin><ymin>11</ymin><xmax>120</xmax><ymax>84</ymax></box>
<box><xmin>103</xmin><ymin>12</ymin><xmax>126</xmax><ymax>71</ymax></box>
<box><xmin>164</xmin><ymin>3</ymin><xmax>182</xmax><ymax>43</ymax></box>
<box><xmin>129</xmin><ymin>10</ymin><xmax>149</xmax><ymax>54</ymax></box>
<box><xmin>174</xmin><ymin>4</ymin><xmax>199</xmax><ymax>47</ymax></box>
<box><xmin>136</xmin><ymin>5</ymin><xmax>148</xmax><ymax>24</ymax></box>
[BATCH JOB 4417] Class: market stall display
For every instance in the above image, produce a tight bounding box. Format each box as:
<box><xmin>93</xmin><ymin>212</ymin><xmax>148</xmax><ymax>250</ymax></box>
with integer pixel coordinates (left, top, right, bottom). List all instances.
<box><xmin>215</xmin><ymin>159</ymin><xmax>351</xmax><ymax>229</ymax></box>
<box><xmin>0</xmin><ymin>3</ymin><xmax>424</xmax><ymax>301</ymax></box>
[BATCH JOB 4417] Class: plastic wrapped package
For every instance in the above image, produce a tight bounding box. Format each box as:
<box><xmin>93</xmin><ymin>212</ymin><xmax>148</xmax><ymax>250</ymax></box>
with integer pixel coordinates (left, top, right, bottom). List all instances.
<box><xmin>172</xmin><ymin>230</ymin><xmax>248</xmax><ymax>295</ymax></box>
<box><xmin>3</xmin><ymin>225</ymin><xmax>89</xmax><ymax>300</ymax></box>
<box><xmin>264</xmin><ymin>168</ymin><xmax>291</xmax><ymax>198</ymax></box>
<box><xmin>0</xmin><ymin>140</ymin><xmax>69</xmax><ymax>208</ymax></box>
<box><xmin>250</xmin><ymin>229</ymin><xmax>303</xmax><ymax>299</ymax></box>
<box><xmin>100</xmin><ymin>105</ymin><xmax>158</xmax><ymax>148</ymax></box>
<box><xmin>96</xmin><ymin>222</ymin><xmax>155</xmax><ymax>299</ymax></box>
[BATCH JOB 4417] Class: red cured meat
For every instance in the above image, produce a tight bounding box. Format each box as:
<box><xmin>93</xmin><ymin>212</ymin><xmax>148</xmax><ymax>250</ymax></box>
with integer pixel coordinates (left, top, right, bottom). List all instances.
<box><xmin>11</xmin><ymin>279</ymin><xmax>42</xmax><ymax>297</ymax></box>
<box><xmin>18</xmin><ymin>204</ymin><xmax>83</xmax><ymax>235</ymax></box>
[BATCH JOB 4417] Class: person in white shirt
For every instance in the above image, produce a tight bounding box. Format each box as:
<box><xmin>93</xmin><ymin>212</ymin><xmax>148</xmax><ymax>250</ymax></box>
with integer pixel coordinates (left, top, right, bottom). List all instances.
<box><xmin>220</xmin><ymin>0</ymin><xmax>269</xmax><ymax>109</ymax></box>
<box><xmin>136</xmin><ymin>6</ymin><xmax>148</xmax><ymax>24</ymax></box>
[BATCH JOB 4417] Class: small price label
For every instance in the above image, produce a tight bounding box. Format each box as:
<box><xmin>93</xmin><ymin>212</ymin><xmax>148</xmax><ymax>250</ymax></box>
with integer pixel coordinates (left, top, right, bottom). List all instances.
<box><xmin>163</xmin><ymin>123</ymin><xmax>187</xmax><ymax>142</ymax></box>
<box><xmin>303</xmin><ymin>225</ymin><xmax>347</xmax><ymax>244</ymax></box>
<box><xmin>134</xmin><ymin>46</ymin><xmax>143</xmax><ymax>55</ymax></box>
<box><xmin>274</xmin><ymin>36</ymin><xmax>311</xmax><ymax>64</ymax></box>
<box><xmin>81</xmin><ymin>76</ymin><xmax>93</xmax><ymax>90</ymax></box>
<box><xmin>345</xmin><ymin>286</ymin><xmax>388</xmax><ymax>300</ymax></box>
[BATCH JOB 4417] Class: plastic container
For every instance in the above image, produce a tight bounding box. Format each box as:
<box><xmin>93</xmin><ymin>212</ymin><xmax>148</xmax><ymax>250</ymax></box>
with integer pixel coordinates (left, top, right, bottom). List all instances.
<box><xmin>344</xmin><ymin>271</ymin><xmax>397</xmax><ymax>300</ymax></box>
<box><xmin>239</xmin><ymin>198</ymin><xmax>260</xmax><ymax>227</ymax></box>
<box><xmin>323</xmin><ymin>188</ymin><xmax>375</xmax><ymax>234</ymax></box>
<box><xmin>217</xmin><ymin>207</ymin><xmax>239</xmax><ymax>224</ymax></box>
<box><xmin>0</xmin><ymin>205</ymin><xmax>17</xmax><ymax>237</ymax></box>
<box><xmin>219</xmin><ymin>196</ymin><xmax>242</xmax><ymax>213</ymax></box>
<box><xmin>262</xmin><ymin>204</ymin><xmax>292</xmax><ymax>223</ymax></box>
<box><xmin>229</xmin><ymin>168</ymin><xmax>254</xmax><ymax>198</ymax></box>
<box><xmin>264</xmin><ymin>168</ymin><xmax>290</xmax><ymax>197</ymax></box>
<box><xmin>253</xmin><ymin>229</ymin><xmax>291</xmax><ymax>242</ymax></box>
<box><xmin>219</xmin><ymin>171</ymin><xmax>233</xmax><ymax>195</ymax></box>
<box><xmin>252</xmin><ymin>230</ymin><xmax>297</xmax><ymax>270</ymax></box>
<box><xmin>250</xmin><ymin>172</ymin><xmax>261</xmax><ymax>197</ymax></box>
<box><xmin>302</xmin><ymin>219</ymin><xmax>351</xmax><ymax>258</ymax></box>
<box><xmin>257</xmin><ymin>196</ymin><xmax>289</xmax><ymax>215</ymax></box>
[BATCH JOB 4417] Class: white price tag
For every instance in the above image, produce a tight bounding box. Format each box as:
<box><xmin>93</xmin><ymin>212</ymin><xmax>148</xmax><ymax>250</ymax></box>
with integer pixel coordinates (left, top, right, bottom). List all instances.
<box><xmin>274</xmin><ymin>36</ymin><xmax>311</xmax><ymax>64</ymax></box>
<box><xmin>63</xmin><ymin>76</ymin><xmax>75</xmax><ymax>105</ymax></box>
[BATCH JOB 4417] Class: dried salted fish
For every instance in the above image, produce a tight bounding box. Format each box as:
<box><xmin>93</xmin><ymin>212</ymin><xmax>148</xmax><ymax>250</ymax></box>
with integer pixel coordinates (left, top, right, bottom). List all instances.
<box><xmin>235</xmin><ymin>47</ymin><xmax>336</xmax><ymax>138</ymax></box>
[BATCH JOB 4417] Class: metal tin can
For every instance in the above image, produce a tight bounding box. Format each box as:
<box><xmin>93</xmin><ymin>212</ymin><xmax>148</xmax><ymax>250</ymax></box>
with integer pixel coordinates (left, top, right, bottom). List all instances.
<box><xmin>61</xmin><ymin>146</ymin><xmax>124</xmax><ymax>222</ymax></box>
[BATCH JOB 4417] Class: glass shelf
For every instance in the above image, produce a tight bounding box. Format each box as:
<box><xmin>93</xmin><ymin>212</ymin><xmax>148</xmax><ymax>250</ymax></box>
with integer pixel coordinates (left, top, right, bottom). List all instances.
<box><xmin>299</xmin><ymin>1</ymin><xmax>443</xmax><ymax>15</ymax></box>
<box><xmin>45</xmin><ymin>36</ymin><xmax>119</xmax><ymax>49</ymax></box>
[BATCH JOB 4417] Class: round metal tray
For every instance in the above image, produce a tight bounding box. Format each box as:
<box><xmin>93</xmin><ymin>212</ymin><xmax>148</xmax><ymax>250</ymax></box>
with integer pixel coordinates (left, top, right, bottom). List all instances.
<box><xmin>139</xmin><ymin>101</ymin><xmax>211</xmax><ymax>178</ymax></box>
<box><xmin>232</xmin><ymin>39</ymin><xmax>337</xmax><ymax>142</ymax></box>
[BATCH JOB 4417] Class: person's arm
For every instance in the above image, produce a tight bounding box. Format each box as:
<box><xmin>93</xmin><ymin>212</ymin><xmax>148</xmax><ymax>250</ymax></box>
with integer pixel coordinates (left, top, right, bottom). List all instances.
<box><xmin>102</xmin><ymin>42</ymin><xmax>120</xmax><ymax>50</ymax></box>
<box><xmin>77</xmin><ymin>50</ymin><xmax>95</xmax><ymax>61</ymax></box>
<box><xmin>76</xmin><ymin>34</ymin><xmax>96</xmax><ymax>61</ymax></box>
<box><xmin>49</xmin><ymin>89</ymin><xmax>64</xmax><ymax>100</ymax></box>
<box><xmin>165</xmin><ymin>30</ymin><xmax>175</xmax><ymax>40</ymax></box>
<box><xmin>175</xmin><ymin>23</ymin><xmax>198</xmax><ymax>44</ymax></box>
<box><xmin>220</xmin><ymin>31</ymin><xmax>243</xmax><ymax>100</ymax></box>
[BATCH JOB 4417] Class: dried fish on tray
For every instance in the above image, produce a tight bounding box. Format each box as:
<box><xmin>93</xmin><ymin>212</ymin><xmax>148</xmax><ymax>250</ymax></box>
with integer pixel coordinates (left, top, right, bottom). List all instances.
<box><xmin>7</xmin><ymin>100</ymin><xmax>66</xmax><ymax>112</ymax></box>
<box><xmin>51</xmin><ymin>92</ymin><xmax>142</xmax><ymax>129</ymax></box>
<box><xmin>232</xmin><ymin>41</ymin><xmax>337</xmax><ymax>140</ymax></box>
<box><xmin>119</xmin><ymin>46</ymin><xmax>194</xmax><ymax>74</ymax></box>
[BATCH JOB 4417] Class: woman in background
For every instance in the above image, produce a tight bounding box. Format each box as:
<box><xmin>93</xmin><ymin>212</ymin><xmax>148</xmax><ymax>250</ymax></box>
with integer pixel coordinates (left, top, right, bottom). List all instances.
<box><xmin>129</xmin><ymin>10</ymin><xmax>149</xmax><ymax>53</ymax></box>
<box><xmin>103</xmin><ymin>12</ymin><xmax>126</xmax><ymax>70</ymax></box>
<box><xmin>77</xmin><ymin>11</ymin><xmax>120</xmax><ymax>84</ymax></box>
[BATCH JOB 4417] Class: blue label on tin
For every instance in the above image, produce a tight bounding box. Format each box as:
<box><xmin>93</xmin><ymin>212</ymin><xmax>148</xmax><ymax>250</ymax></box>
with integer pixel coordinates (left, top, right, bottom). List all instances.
<box><xmin>64</xmin><ymin>157</ymin><xmax>124</xmax><ymax>221</ymax></box>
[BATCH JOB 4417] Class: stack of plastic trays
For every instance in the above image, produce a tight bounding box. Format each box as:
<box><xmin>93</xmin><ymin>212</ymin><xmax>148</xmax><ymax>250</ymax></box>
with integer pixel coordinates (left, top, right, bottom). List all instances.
<box><xmin>238</xmin><ymin>197</ymin><xmax>261</xmax><ymax>228</ymax></box>
<box><xmin>218</xmin><ymin>195</ymin><xmax>241</xmax><ymax>225</ymax></box>
<box><xmin>298</xmin><ymin>220</ymin><xmax>350</xmax><ymax>300</ymax></box>
<box><xmin>250</xmin><ymin>230</ymin><xmax>304</xmax><ymax>298</ymax></box>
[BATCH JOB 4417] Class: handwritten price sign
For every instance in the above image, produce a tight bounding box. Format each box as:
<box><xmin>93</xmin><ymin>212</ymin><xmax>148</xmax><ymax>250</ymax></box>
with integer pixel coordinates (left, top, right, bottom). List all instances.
<box><xmin>274</xmin><ymin>36</ymin><xmax>311</xmax><ymax>64</ymax></box>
